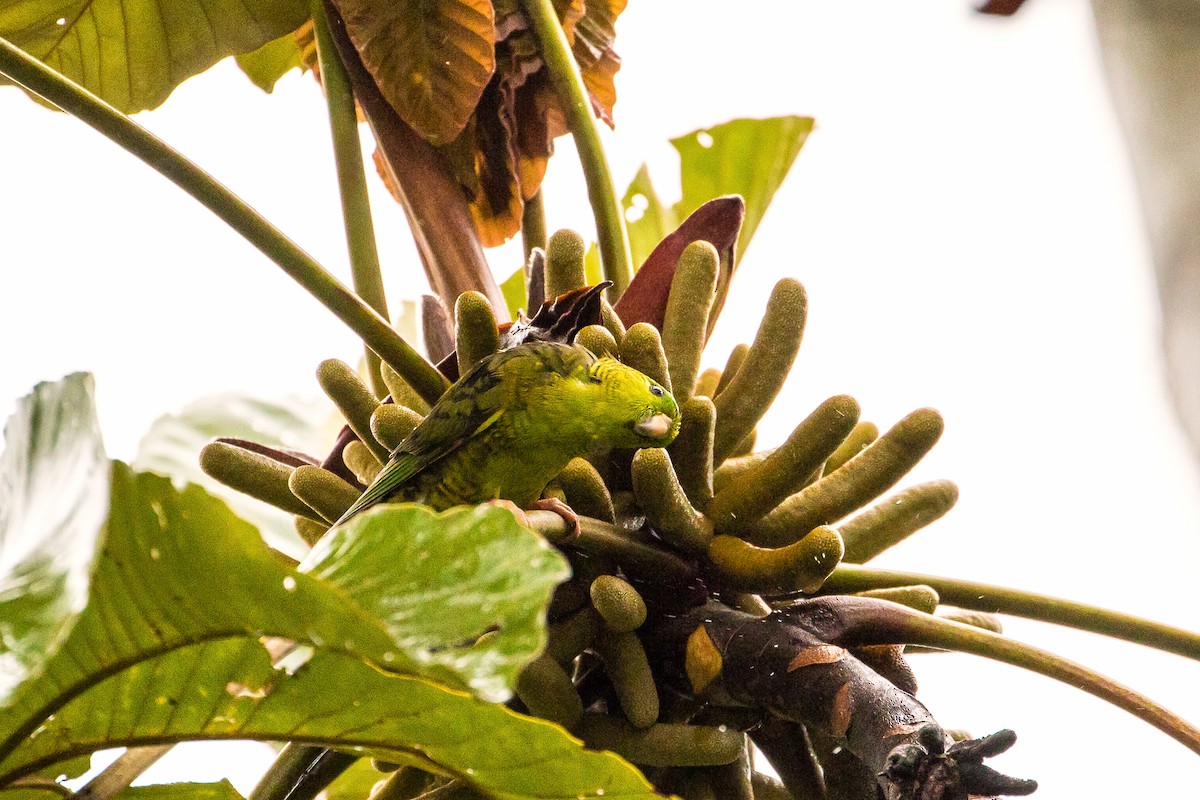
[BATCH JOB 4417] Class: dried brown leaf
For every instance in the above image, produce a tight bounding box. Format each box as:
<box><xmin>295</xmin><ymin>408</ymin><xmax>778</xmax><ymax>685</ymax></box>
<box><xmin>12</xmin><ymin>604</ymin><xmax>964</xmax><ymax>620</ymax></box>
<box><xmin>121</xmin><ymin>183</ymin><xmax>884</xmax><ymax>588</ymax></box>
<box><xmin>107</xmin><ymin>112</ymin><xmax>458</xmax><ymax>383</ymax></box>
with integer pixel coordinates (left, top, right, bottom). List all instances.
<box><xmin>334</xmin><ymin>0</ymin><xmax>497</xmax><ymax>144</ymax></box>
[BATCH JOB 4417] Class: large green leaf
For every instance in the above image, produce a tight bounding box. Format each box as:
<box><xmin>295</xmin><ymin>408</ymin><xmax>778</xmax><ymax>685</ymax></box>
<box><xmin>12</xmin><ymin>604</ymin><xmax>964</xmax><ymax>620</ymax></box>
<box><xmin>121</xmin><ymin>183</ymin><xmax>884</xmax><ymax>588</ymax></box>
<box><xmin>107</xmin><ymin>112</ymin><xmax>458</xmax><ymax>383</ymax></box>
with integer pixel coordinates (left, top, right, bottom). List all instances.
<box><xmin>133</xmin><ymin>393</ymin><xmax>332</xmax><ymax>558</ymax></box>
<box><xmin>672</xmin><ymin>116</ymin><xmax>812</xmax><ymax>260</ymax></box>
<box><xmin>0</xmin><ymin>643</ymin><xmax>659</xmax><ymax>800</ymax></box>
<box><xmin>302</xmin><ymin>504</ymin><xmax>570</xmax><ymax>702</ymax></box>
<box><xmin>0</xmin><ymin>468</ymin><xmax>568</xmax><ymax>762</ymax></box>
<box><xmin>335</xmin><ymin>0</ymin><xmax>496</xmax><ymax>145</ymax></box>
<box><xmin>118</xmin><ymin>783</ymin><xmax>247</xmax><ymax>800</ymax></box>
<box><xmin>622</xmin><ymin>164</ymin><xmax>672</xmax><ymax>274</ymax></box>
<box><xmin>0</xmin><ymin>0</ymin><xmax>309</xmax><ymax>112</ymax></box>
<box><xmin>236</xmin><ymin>32</ymin><xmax>305</xmax><ymax>94</ymax></box>
<box><xmin>0</xmin><ymin>374</ymin><xmax>108</xmax><ymax>705</ymax></box>
<box><xmin>0</xmin><ymin>754</ymin><xmax>90</xmax><ymax>800</ymax></box>
<box><xmin>623</xmin><ymin>116</ymin><xmax>814</xmax><ymax>269</ymax></box>
<box><xmin>500</xmin><ymin>267</ymin><xmax>527</xmax><ymax>321</ymax></box>
<box><xmin>322</xmin><ymin>759</ymin><xmax>391</xmax><ymax>800</ymax></box>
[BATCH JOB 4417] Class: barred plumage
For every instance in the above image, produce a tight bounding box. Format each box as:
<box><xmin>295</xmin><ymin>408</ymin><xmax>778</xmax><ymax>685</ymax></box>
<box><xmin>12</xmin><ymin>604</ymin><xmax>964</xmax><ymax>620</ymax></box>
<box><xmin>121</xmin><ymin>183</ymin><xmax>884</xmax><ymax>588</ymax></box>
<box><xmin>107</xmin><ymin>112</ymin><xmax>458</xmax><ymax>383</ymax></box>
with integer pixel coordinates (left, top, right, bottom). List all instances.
<box><xmin>333</xmin><ymin>341</ymin><xmax>680</xmax><ymax>526</ymax></box>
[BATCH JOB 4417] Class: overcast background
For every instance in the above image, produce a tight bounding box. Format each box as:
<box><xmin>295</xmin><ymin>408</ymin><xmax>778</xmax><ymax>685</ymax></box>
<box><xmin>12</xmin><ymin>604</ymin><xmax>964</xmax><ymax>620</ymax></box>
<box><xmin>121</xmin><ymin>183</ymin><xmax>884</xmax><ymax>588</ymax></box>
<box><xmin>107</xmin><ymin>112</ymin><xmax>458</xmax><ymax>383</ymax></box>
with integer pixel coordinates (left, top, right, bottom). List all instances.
<box><xmin>3</xmin><ymin>0</ymin><xmax>1199</xmax><ymax>795</ymax></box>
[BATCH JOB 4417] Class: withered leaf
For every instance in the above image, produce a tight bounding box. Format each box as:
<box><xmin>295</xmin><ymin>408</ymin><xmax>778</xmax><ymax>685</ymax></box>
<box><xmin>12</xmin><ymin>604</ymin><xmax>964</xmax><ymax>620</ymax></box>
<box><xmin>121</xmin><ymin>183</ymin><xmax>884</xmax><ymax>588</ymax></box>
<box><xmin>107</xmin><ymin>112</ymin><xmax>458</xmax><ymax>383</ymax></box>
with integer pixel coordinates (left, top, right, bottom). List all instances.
<box><xmin>334</xmin><ymin>0</ymin><xmax>497</xmax><ymax>145</ymax></box>
<box><xmin>430</xmin><ymin>0</ymin><xmax>624</xmax><ymax>246</ymax></box>
<box><xmin>571</xmin><ymin>0</ymin><xmax>626</xmax><ymax>127</ymax></box>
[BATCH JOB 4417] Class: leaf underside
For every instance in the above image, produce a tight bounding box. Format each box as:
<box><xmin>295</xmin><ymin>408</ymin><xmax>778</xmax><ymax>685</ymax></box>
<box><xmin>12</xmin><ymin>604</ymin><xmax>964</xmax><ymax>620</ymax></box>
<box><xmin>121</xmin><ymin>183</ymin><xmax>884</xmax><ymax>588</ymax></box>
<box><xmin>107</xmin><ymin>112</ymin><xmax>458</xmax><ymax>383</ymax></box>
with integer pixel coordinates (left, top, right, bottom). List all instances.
<box><xmin>0</xmin><ymin>0</ymin><xmax>309</xmax><ymax>112</ymax></box>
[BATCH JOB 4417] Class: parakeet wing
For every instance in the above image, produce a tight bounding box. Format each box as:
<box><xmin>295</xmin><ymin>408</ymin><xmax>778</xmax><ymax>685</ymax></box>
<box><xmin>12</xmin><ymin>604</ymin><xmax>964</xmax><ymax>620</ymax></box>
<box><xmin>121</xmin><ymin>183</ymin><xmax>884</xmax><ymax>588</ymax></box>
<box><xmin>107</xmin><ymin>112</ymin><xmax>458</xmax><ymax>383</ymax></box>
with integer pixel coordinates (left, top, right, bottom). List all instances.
<box><xmin>333</xmin><ymin>358</ymin><xmax>507</xmax><ymax>525</ymax></box>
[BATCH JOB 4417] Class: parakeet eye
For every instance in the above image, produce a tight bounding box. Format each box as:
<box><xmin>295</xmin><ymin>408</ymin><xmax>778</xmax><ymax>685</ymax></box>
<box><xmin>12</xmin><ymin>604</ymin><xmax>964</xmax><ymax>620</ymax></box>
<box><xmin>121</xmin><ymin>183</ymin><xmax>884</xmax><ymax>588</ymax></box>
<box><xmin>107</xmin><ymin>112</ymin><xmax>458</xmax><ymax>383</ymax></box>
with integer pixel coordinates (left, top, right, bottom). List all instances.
<box><xmin>649</xmin><ymin>384</ymin><xmax>664</xmax><ymax>397</ymax></box>
<box><xmin>588</xmin><ymin>374</ymin><xmax>603</xmax><ymax>384</ymax></box>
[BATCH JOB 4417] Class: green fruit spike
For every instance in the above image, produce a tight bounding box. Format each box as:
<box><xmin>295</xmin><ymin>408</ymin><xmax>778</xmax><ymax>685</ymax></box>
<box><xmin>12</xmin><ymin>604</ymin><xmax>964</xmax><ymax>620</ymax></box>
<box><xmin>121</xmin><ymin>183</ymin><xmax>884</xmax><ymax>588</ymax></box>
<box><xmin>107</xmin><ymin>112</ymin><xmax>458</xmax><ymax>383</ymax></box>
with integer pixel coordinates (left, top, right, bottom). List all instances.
<box><xmin>594</xmin><ymin>628</ymin><xmax>660</xmax><ymax>728</ymax></box>
<box><xmin>544</xmin><ymin>229</ymin><xmax>588</xmax><ymax>300</ymax></box>
<box><xmin>317</xmin><ymin>359</ymin><xmax>390</xmax><ymax>462</ymax></box>
<box><xmin>729</xmin><ymin>428</ymin><xmax>756</xmax><ymax>458</ymax></box>
<box><xmin>708</xmin><ymin>395</ymin><xmax>862</xmax><ymax>535</ymax></box>
<box><xmin>288</xmin><ymin>464</ymin><xmax>362</xmax><ymax>523</ymax></box>
<box><xmin>620</xmin><ymin>323</ymin><xmax>672</xmax><ymax>392</ymax></box>
<box><xmin>631</xmin><ymin>448</ymin><xmax>713</xmax><ymax>555</ymax></box>
<box><xmin>840</xmin><ymin>480</ymin><xmax>959</xmax><ymax>563</ymax></box>
<box><xmin>856</xmin><ymin>585</ymin><xmax>940</xmax><ymax>615</ymax></box>
<box><xmin>516</xmin><ymin>653</ymin><xmax>584</xmax><ymax>729</ymax></box>
<box><xmin>707</xmin><ymin>526</ymin><xmax>845</xmax><ymax>595</ymax></box>
<box><xmin>824</xmin><ymin>420</ymin><xmax>879</xmax><ymax>474</ymax></box>
<box><xmin>705</xmin><ymin>743</ymin><xmax>754</xmax><ymax>800</ymax></box>
<box><xmin>662</xmin><ymin>241</ymin><xmax>719</xmax><ymax>401</ymax></box>
<box><xmin>746</xmin><ymin>408</ymin><xmax>945</xmax><ymax>548</ymax></box>
<box><xmin>343</xmin><ymin>439</ymin><xmax>382</xmax><ymax>484</ymax></box>
<box><xmin>693</xmin><ymin>367</ymin><xmax>722</xmax><ymax>399</ymax></box>
<box><xmin>555</xmin><ymin>457</ymin><xmax>615</xmax><ymax>522</ymax></box>
<box><xmin>712</xmin><ymin>450</ymin><xmax>773</xmax><ymax>494</ymax></box>
<box><xmin>575</xmin><ymin>715</ymin><xmax>744</xmax><ymax>767</ymax></box>
<box><xmin>714</xmin><ymin>343</ymin><xmax>750</xmax><ymax>397</ymax></box>
<box><xmin>712</xmin><ymin>279</ymin><xmax>807</xmax><ymax>465</ymax></box>
<box><xmin>546</xmin><ymin>605</ymin><xmax>600</xmax><ymax>664</ymax></box>
<box><xmin>575</xmin><ymin>323</ymin><xmax>620</xmax><ymax>359</ymax></box>
<box><xmin>600</xmin><ymin>296</ymin><xmax>627</xmax><ymax>344</ymax></box>
<box><xmin>590</xmin><ymin>574</ymin><xmax>648</xmax><ymax>632</ymax></box>
<box><xmin>370</xmin><ymin>404</ymin><xmax>423</xmax><ymax>453</ymax></box>
<box><xmin>199</xmin><ymin>441</ymin><xmax>322</xmax><ymax>521</ymax></box>
<box><xmin>668</xmin><ymin>396</ymin><xmax>716</xmax><ymax>509</ymax></box>
<box><xmin>381</xmin><ymin>361</ymin><xmax>432</xmax><ymax>415</ymax></box>
<box><xmin>294</xmin><ymin>515</ymin><xmax>330</xmax><ymax>547</ymax></box>
<box><xmin>455</xmin><ymin>290</ymin><xmax>501</xmax><ymax>376</ymax></box>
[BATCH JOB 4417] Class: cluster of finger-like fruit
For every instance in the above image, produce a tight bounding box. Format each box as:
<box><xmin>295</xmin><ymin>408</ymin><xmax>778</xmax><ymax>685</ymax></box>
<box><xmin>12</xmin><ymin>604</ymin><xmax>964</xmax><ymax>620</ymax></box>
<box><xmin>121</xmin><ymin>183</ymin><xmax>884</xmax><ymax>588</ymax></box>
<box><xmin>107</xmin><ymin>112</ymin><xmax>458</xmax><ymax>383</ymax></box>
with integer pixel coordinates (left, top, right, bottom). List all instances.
<box><xmin>202</xmin><ymin>218</ymin><xmax>1036</xmax><ymax>799</ymax></box>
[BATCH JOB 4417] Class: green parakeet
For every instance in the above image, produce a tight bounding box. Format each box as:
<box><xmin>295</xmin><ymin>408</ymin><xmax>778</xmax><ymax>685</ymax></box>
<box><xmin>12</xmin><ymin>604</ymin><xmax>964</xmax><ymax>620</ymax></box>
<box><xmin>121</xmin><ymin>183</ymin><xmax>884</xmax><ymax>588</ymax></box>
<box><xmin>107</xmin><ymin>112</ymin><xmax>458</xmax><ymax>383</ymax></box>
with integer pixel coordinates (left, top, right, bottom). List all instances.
<box><xmin>335</xmin><ymin>341</ymin><xmax>680</xmax><ymax>525</ymax></box>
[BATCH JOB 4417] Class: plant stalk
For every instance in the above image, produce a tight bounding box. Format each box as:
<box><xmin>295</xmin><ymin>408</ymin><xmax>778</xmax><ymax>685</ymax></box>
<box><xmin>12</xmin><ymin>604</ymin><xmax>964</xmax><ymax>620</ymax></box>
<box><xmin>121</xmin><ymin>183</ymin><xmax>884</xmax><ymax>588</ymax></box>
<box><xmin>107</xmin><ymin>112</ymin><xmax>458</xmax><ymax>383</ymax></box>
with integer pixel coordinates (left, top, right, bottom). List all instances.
<box><xmin>521</xmin><ymin>188</ymin><xmax>548</xmax><ymax>266</ymax></box>
<box><xmin>870</xmin><ymin>605</ymin><xmax>1200</xmax><ymax>756</ymax></box>
<box><xmin>0</xmin><ymin>36</ymin><xmax>448</xmax><ymax>407</ymax></box>
<box><xmin>520</xmin><ymin>0</ymin><xmax>632</xmax><ymax>299</ymax></box>
<box><xmin>822</xmin><ymin>563</ymin><xmax>1200</xmax><ymax>662</ymax></box>
<box><xmin>74</xmin><ymin>746</ymin><xmax>171</xmax><ymax>800</ymax></box>
<box><xmin>311</xmin><ymin>0</ymin><xmax>389</xmax><ymax>398</ymax></box>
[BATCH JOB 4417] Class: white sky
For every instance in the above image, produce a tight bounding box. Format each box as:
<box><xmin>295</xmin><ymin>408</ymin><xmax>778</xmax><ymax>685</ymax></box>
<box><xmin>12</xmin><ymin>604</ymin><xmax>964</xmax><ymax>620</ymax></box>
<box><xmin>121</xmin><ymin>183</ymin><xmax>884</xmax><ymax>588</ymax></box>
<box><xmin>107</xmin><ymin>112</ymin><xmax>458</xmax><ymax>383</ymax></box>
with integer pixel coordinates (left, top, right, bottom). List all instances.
<box><xmin>4</xmin><ymin>0</ymin><xmax>1200</xmax><ymax>795</ymax></box>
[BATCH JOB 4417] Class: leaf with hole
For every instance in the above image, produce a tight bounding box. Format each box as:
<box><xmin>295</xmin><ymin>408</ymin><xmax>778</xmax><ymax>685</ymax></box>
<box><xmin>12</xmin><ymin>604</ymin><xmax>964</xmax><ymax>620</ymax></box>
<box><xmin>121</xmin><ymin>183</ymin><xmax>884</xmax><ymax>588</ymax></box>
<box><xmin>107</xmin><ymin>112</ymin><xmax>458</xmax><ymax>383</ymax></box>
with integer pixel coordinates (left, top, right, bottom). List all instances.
<box><xmin>0</xmin><ymin>466</ymin><xmax>568</xmax><ymax>770</ymax></box>
<box><xmin>0</xmin><ymin>644</ymin><xmax>661</xmax><ymax>800</ymax></box>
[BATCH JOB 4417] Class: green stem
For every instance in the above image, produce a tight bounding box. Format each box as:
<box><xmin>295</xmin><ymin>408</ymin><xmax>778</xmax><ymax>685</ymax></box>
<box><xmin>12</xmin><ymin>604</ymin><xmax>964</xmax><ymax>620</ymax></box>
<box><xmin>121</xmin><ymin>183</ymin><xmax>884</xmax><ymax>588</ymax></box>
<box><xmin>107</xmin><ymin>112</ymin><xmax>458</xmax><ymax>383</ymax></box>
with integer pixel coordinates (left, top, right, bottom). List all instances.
<box><xmin>823</xmin><ymin>563</ymin><xmax>1200</xmax><ymax>662</ymax></box>
<box><xmin>880</xmin><ymin>607</ymin><xmax>1200</xmax><ymax>756</ymax></box>
<box><xmin>0</xmin><ymin>36</ymin><xmax>448</xmax><ymax>407</ymax></box>
<box><xmin>527</xmin><ymin>511</ymin><xmax>697</xmax><ymax>582</ymax></box>
<box><xmin>312</xmin><ymin>0</ymin><xmax>389</xmax><ymax>398</ymax></box>
<box><xmin>521</xmin><ymin>188</ymin><xmax>548</xmax><ymax>266</ymax></box>
<box><xmin>520</xmin><ymin>0</ymin><xmax>632</xmax><ymax>299</ymax></box>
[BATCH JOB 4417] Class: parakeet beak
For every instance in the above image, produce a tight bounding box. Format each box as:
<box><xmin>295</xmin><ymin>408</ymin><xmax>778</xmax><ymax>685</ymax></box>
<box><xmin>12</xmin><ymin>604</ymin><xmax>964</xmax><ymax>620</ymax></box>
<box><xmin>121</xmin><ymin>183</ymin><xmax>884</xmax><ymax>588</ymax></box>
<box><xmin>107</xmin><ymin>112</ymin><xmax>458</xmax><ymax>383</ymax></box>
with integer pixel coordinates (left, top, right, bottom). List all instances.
<box><xmin>634</xmin><ymin>412</ymin><xmax>674</xmax><ymax>440</ymax></box>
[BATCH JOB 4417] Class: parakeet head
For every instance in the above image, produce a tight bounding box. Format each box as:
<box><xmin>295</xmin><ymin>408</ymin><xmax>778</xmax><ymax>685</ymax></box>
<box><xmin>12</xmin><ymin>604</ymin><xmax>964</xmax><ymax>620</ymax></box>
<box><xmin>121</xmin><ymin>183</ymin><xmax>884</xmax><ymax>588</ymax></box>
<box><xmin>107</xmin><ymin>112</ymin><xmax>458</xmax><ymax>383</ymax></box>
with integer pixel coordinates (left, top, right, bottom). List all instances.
<box><xmin>576</xmin><ymin>355</ymin><xmax>681</xmax><ymax>450</ymax></box>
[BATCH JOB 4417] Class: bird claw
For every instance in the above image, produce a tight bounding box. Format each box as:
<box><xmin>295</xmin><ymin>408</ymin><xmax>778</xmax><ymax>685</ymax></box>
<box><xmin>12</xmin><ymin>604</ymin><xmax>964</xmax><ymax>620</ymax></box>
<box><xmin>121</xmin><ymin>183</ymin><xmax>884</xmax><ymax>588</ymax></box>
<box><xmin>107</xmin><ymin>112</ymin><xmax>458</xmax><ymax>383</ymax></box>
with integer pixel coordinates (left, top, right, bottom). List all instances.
<box><xmin>487</xmin><ymin>498</ymin><xmax>579</xmax><ymax>539</ymax></box>
<box><xmin>488</xmin><ymin>499</ymin><xmax>531</xmax><ymax>528</ymax></box>
<box><xmin>530</xmin><ymin>497</ymin><xmax>580</xmax><ymax>539</ymax></box>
